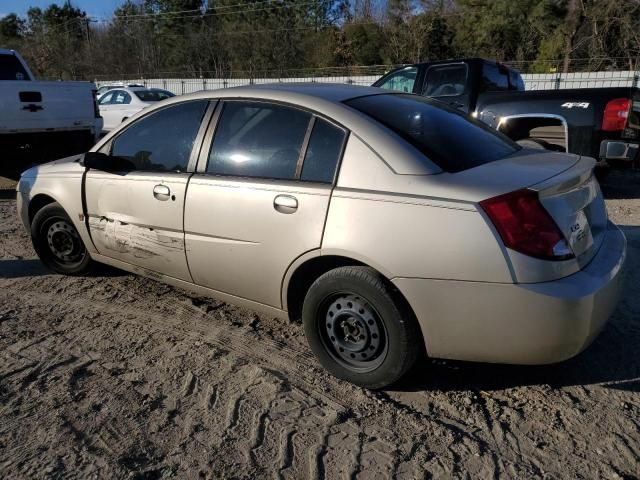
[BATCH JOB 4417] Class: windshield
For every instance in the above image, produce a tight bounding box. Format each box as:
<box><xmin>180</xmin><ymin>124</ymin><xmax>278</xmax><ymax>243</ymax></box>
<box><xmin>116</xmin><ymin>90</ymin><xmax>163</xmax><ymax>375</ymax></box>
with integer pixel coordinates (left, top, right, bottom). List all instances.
<box><xmin>134</xmin><ymin>90</ymin><xmax>173</xmax><ymax>102</ymax></box>
<box><xmin>0</xmin><ymin>53</ymin><xmax>30</xmax><ymax>81</ymax></box>
<box><xmin>345</xmin><ymin>94</ymin><xmax>520</xmax><ymax>173</ymax></box>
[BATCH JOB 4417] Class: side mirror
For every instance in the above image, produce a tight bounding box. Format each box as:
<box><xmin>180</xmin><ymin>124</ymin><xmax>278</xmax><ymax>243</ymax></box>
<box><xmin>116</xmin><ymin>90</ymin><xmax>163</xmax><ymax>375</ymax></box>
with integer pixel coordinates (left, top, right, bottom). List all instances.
<box><xmin>82</xmin><ymin>151</ymin><xmax>136</xmax><ymax>172</ymax></box>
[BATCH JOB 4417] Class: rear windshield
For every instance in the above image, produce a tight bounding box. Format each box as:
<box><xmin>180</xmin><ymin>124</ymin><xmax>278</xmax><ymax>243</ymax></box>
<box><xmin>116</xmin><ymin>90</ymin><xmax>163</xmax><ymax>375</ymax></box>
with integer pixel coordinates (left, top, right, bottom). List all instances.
<box><xmin>345</xmin><ymin>94</ymin><xmax>520</xmax><ymax>173</ymax></box>
<box><xmin>134</xmin><ymin>90</ymin><xmax>172</xmax><ymax>102</ymax></box>
<box><xmin>0</xmin><ymin>54</ymin><xmax>30</xmax><ymax>81</ymax></box>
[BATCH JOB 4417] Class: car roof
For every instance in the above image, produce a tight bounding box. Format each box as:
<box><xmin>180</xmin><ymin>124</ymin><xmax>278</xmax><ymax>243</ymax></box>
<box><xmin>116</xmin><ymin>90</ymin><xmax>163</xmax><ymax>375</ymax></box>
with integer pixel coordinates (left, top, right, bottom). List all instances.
<box><xmin>184</xmin><ymin>83</ymin><xmax>386</xmax><ymax>103</ymax></box>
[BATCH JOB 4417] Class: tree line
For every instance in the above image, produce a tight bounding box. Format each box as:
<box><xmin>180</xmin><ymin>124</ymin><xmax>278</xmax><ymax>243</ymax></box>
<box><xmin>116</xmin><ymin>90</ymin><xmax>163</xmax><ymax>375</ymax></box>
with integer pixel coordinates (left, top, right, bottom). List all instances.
<box><xmin>1</xmin><ymin>0</ymin><xmax>639</xmax><ymax>81</ymax></box>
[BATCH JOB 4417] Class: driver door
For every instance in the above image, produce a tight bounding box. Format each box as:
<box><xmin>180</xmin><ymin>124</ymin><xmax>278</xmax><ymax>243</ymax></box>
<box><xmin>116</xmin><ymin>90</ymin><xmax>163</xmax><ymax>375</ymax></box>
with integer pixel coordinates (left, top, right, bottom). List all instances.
<box><xmin>85</xmin><ymin>100</ymin><xmax>211</xmax><ymax>281</ymax></box>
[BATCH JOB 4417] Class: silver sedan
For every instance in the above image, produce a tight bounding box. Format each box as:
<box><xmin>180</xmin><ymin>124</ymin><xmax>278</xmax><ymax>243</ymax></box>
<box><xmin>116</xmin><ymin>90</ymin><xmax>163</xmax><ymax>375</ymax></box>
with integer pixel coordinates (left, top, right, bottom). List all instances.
<box><xmin>16</xmin><ymin>84</ymin><xmax>626</xmax><ymax>388</ymax></box>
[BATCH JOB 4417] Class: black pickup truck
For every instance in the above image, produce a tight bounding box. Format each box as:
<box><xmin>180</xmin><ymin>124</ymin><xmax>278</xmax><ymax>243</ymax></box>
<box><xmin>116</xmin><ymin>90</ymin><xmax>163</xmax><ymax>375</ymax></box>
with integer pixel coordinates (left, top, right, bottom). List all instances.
<box><xmin>373</xmin><ymin>58</ymin><xmax>640</xmax><ymax>168</ymax></box>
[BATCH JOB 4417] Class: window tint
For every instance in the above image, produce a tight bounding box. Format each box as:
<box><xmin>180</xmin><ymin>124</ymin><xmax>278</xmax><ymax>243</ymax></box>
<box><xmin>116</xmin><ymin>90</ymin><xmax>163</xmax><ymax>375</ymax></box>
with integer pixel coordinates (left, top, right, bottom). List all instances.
<box><xmin>482</xmin><ymin>63</ymin><xmax>509</xmax><ymax>92</ymax></box>
<box><xmin>345</xmin><ymin>94</ymin><xmax>519</xmax><ymax>173</ymax></box>
<box><xmin>423</xmin><ymin>64</ymin><xmax>467</xmax><ymax>97</ymax></box>
<box><xmin>207</xmin><ymin>101</ymin><xmax>311</xmax><ymax>180</ymax></box>
<box><xmin>301</xmin><ymin>119</ymin><xmax>346</xmax><ymax>183</ymax></box>
<box><xmin>135</xmin><ymin>90</ymin><xmax>172</xmax><ymax>102</ymax></box>
<box><xmin>98</xmin><ymin>91</ymin><xmax>114</xmax><ymax>105</ymax></box>
<box><xmin>0</xmin><ymin>54</ymin><xmax>29</xmax><ymax>80</ymax></box>
<box><xmin>376</xmin><ymin>67</ymin><xmax>417</xmax><ymax>93</ymax></box>
<box><xmin>111</xmin><ymin>100</ymin><xmax>208</xmax><ymax>172</ymax></box>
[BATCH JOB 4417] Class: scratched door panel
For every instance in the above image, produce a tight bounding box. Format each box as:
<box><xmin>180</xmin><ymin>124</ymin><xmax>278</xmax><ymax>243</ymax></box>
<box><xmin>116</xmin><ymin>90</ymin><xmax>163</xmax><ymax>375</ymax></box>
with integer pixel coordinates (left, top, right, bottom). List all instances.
<box><xmin>85</xmin><ymin>171</ymin><xmax>192</xmax><ymax>281</ymax></box>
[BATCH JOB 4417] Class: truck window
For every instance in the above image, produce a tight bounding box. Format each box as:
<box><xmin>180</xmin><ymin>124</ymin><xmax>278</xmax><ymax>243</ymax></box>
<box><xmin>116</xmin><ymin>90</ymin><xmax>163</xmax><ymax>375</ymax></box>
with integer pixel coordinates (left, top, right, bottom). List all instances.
<box><xmin>346</xmin><ymin>93</ymin><xmax>520</xmax><ymax>173</ymax></box>
<box><xmin>376</xmin><ymin>67</ymin><xmax>417</xmax><ymax>93</ymax></box>
<box><xmin>0</xmin><ymin>54</ymin><xmax>30</xmax><ymax>81</ymax></box>
<box><xmin>482</xmin><ymin>64</ymin><xmax>509</xmax><ymax>92</ymax></box>
<box><xmin>423</xmin><ymin>64</ymin><xmax>467</xmax><ymax>97</ymax></box>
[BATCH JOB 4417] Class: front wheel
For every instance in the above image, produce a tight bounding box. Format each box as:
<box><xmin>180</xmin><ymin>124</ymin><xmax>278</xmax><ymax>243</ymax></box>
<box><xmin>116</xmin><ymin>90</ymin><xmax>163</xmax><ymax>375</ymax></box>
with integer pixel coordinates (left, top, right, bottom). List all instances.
<box><xmin>302</xmin><ymin>266</ymin><xmax>421</xmax><ymax>389</ymax></box>
<box><xmin>31</xmin><ymin>202</ymin><xmax>93</xmax><ymax>275</ymax></box>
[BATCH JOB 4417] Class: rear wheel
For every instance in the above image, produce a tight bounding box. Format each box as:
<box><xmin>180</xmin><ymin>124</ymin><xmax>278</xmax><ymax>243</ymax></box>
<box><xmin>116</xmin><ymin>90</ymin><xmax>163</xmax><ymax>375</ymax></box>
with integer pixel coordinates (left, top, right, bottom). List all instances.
<box><xmin>302</xmin><ymin>266</ymin><xmax>421</xmax><ymax>389</ymax></box>
<box><xmin>31</xmin><ymin>202</ymin><xmax>93</xmax><ymax>275</ymax></box>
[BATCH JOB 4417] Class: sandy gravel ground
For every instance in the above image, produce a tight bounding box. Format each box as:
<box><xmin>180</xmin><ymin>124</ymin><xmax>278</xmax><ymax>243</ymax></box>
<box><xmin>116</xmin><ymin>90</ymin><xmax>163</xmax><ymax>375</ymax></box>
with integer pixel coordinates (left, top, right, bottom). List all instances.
<box><xmin>0</xmin><ymin>171</ymin><xmax>638</xmax><ymax>479</ymax></box>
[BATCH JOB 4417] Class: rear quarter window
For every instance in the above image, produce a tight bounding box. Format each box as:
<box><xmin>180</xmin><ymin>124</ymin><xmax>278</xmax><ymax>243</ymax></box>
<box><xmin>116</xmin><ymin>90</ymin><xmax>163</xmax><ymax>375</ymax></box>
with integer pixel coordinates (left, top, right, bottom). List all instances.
<box><xmin>0</xmin><ymin>54</ymin><xmax>29</xmax><ymax>81</ymax></box>
<box><xmin>345</xmin><ymin>94</ymin><xmax>520</xmax><ymax>173</ymax></box>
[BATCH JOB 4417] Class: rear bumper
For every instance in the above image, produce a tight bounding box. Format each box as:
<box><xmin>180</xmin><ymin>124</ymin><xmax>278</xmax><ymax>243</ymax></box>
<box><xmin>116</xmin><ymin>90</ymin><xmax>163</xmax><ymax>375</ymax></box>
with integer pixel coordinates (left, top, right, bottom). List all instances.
<box><xmin>599</xmin><ymin>139</ymin><xmax>639</xmax><ymax>164</ymax></box>
<box><xmin>393</xmin><ymin>221</ymin><xmax>626</xmax><ymax>364</ymax></box>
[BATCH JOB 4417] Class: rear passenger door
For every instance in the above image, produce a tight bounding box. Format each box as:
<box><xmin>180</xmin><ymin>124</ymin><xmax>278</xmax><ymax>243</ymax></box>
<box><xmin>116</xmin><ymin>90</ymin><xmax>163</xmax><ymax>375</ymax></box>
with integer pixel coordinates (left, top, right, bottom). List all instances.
<box><xmin>185</xmin><ymin>100</ymin><xmax>347</xmax><ymax>308</ymax></box>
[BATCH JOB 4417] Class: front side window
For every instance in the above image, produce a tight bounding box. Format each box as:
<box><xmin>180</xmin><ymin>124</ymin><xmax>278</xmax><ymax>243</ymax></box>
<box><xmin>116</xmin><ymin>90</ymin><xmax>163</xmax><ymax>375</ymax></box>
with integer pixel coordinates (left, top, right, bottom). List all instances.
<box><xmin>346</xmin><ymin>94</ymin><xmax>519</xmax><ymax>173</ymax></box>
<box><xmin>301</xmin><ymin>119</ymin><xmax>346</xmax><ymax>183</ymax></box>
<box><xmin>98</xmin><ymin>91</ymin><xmax>114</xmax><ymax>105</ymax></box>
<box><xmin>111</xmin><ymin>100</ymin><xmax>208</xmax><ymax>172</ymax></box>
<box><xmin>207</xmin><ymin>101</ymin><xmax>311</xmax><ymax>180</ymax></box>
<box><xmin>423</xmin><ymin>64</ymin><xmax>467</xmax><ymax>97</ymax></box>
<box><xmin>482</xmin><ymin>63</ymin><xmax>509</xmax><ymax>92</ymax></box>
<box><xmin>376</xmin><ymin>67</ymin><xmax>417</xmax><ymax>93</ymax></box>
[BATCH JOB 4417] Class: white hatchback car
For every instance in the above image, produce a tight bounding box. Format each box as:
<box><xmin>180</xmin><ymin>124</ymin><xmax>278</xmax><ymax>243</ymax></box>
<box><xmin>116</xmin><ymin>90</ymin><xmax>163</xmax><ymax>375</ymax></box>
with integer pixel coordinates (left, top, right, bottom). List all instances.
<box><xmin>98</xmin><ymin>87</ymin><xmax>173</xmax><ymax>132</ymax></box>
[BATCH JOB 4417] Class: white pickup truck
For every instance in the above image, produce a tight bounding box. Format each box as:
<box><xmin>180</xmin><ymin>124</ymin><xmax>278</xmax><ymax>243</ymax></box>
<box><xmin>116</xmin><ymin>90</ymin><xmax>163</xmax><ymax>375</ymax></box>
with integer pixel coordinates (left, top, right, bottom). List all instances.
<box><xmin>0</xmin><ymin>49</ymin><xmax>102</xmax><ymax>162</ymax></box>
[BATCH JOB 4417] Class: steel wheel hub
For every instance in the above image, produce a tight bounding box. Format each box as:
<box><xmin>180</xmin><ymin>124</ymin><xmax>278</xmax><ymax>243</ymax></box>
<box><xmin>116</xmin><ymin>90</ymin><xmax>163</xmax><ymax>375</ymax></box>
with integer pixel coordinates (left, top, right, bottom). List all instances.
<box><xmin>46</xmin><ymin>220</ymin><xmax>82</xmax><ymax>262</ymax></box>
<box><xmin>324</xmin><ymin>294</ymin><xmax>386</xmax><ymax>369</ymax></box>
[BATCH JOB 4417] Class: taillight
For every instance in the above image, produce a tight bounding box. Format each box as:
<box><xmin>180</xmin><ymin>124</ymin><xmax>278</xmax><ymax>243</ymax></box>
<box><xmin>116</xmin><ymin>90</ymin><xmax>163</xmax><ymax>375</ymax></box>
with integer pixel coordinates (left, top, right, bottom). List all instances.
<box><xmin>602</xmin><ymin>98</ymin><xmax>631</xmax><ymax>132</ymax></box>
<box><xmin>480</xmin><ymin>189</ymin><xmax>573</xmax><ymax>261</ymax></box>
<box><xmin>91</xmin><ymin>89</ymin><xmax>101</xmax><ymax>118</ymax></box>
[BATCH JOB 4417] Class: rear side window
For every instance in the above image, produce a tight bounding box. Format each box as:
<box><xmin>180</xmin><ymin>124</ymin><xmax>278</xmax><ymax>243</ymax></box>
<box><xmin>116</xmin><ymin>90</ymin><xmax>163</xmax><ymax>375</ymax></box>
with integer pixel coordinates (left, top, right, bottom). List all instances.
<box><xmin>423</xmin><ymin>64</ymin><xmax>467</xmax><ymax>97</ymax></box>
<box><xmin>111</xmin><ymin>100</ymin><xmax>208</xmax><ymax>172</ymax></box>
<box><xmin>345</xmin><ymin>94</ymin><xmax>519</xmax><ymax>173</ymax></box>
<box><xmin>482</xmin><ymin>63</ymin><xmax>509</xmax><ymax>92</ymax></box>
<box><xmin>0</xmin><ymin>54</ymin><xmax>29</xmax><ymax>80</ymax></box>
<box><xmin>135</xmin><ymin>90</ymin><xmax>172</xmax><ymax>102</ymax></box>
<box><xmin>301</xmin><ymin>119</ymin><xmax>346</xmax><ymax>183</ymax></box>
<box><xmin>207</xmin><ymin>101</ymin><xmax>311</xmax><ymax>180</ymax></box>
<box><xmin>112</xmin><ymin>91</ymin><xmax>131</xmax><ymax>104</ymax></box>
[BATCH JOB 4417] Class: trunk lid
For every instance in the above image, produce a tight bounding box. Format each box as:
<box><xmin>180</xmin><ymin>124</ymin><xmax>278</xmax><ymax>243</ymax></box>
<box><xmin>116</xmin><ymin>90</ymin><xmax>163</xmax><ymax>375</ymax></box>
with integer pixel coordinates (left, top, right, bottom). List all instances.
<box><xmin>532</xmin><ymin>155</ymin><xmax>606</xmax><ymax>269</ymax></box>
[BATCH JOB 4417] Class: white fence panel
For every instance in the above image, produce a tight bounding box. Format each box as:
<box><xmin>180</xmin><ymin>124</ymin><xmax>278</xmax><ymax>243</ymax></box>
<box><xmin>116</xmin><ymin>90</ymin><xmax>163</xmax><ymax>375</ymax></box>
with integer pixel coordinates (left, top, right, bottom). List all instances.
<box><xmin>97</xmin><ymin>71</ymin><xmax>638</xmax><ymax>94</ymax></box>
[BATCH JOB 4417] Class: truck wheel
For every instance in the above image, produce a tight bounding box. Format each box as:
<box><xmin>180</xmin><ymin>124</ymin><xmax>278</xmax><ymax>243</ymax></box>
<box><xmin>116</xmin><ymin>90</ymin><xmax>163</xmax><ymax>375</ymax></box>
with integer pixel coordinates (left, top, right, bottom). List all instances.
<box><xmin>302</xmin><ymin>266</ymin><xmax>421</xmax><ymax>389</ymax></box>
<box><xmin>31</xmin><ymin>202</ymin><xmax>93</xmax><ymax>275</ymax></box>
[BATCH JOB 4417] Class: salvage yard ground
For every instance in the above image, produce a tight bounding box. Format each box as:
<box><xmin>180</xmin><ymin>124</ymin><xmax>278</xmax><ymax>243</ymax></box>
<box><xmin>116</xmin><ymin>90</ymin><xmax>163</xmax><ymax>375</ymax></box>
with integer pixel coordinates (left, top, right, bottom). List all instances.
<box><xmin>0</xmin><ymin>171</ymin><xmax>638</xmax><ymax>479</ymax></box>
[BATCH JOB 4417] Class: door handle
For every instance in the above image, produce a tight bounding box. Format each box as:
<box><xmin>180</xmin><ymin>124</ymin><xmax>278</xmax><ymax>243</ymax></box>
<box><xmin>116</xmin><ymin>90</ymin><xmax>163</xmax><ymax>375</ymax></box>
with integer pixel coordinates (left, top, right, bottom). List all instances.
<box><xmin>274</xmin><ymin>194</ymin><xmax>298</xmax><ymax>214</ymax></box>
<box><xmin>153</xmin><ymin>184</ymin><xmax>171</xmax><ymax>201</ymax></box>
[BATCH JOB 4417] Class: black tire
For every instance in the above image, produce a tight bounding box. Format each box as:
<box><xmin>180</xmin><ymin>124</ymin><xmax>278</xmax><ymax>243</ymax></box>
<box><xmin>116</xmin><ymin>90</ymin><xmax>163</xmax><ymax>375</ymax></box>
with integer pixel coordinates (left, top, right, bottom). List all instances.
<box><xmin>31</xmin><ymin>202</ymin><xmax>93</xmax><ymax>275</ymax></box>
<box><xmin>302</xmin><ymin>266</ymin><xmax>421</xmax><ymax>389</ymax></box>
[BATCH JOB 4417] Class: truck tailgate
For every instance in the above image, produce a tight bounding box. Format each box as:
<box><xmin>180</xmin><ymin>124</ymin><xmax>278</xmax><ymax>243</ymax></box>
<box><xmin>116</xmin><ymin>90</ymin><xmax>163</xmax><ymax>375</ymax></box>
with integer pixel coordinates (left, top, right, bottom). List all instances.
<box><xmin>0</xmin><ymin>81</ymin><xmax>96</xmax><ymax>133</ymax></box>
